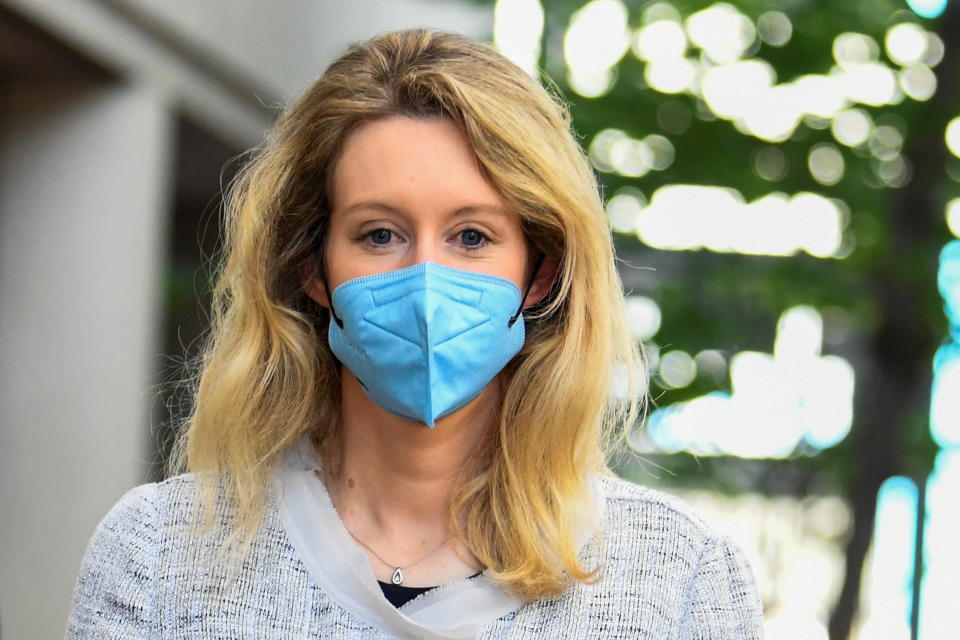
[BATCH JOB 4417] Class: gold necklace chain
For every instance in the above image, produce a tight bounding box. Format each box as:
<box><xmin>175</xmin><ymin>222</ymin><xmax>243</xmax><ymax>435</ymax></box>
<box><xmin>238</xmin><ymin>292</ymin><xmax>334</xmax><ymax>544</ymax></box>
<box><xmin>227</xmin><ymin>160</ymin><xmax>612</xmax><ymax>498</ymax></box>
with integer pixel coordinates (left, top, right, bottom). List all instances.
<box><xmin>316</xmin><ymin>469</ymin><xmax>452</xmax><ymax>586</ymax></box>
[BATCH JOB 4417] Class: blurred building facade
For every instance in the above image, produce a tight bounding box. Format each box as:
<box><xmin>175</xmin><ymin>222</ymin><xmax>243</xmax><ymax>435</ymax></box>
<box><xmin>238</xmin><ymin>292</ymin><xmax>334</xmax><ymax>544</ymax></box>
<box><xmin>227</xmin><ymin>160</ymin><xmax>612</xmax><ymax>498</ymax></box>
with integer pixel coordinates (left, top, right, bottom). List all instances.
<box><xmin>0</xmin><ymin>1</ymin><xmax>488</xmax><ymax>637</ymax></box>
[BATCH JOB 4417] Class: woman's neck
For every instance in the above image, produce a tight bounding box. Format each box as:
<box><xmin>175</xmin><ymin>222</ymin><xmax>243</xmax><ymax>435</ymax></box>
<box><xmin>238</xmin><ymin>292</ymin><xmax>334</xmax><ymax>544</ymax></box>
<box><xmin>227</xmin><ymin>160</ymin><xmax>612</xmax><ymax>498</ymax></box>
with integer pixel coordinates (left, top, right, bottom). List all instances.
<box><xmin>320</xmin><ymin>369</ymin><xmax>496</xmax><ymax>582</ymax></box>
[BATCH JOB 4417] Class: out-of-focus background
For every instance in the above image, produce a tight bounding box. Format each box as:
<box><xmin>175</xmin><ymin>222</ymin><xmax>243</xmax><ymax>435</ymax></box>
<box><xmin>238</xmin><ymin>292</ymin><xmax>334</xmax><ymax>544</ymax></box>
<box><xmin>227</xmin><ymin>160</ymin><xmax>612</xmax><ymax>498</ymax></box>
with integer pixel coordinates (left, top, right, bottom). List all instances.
<box><xmin>0</xmin><ymin>0</ymin><xmax>957</xmax><ymax>638</ymax></box>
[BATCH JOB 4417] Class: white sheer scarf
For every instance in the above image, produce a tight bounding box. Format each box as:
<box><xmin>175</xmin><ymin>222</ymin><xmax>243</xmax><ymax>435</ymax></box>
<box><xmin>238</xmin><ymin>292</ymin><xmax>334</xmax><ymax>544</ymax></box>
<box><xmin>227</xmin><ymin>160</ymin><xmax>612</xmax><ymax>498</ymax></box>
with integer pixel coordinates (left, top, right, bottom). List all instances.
<box><xmin>272</xmin><ymin>435</ymin><xmax>606</xmax><ymax>640</ymax></box>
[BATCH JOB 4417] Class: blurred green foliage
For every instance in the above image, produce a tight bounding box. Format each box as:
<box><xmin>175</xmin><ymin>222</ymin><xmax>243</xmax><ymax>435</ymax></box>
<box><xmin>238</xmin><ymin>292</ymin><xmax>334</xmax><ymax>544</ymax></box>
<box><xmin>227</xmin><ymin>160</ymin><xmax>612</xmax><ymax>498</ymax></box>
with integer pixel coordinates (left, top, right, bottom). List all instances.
<box><xmin>470</xmin><ymin>0</ymin><xmax>956</xmax><ymax>634</ymax></box>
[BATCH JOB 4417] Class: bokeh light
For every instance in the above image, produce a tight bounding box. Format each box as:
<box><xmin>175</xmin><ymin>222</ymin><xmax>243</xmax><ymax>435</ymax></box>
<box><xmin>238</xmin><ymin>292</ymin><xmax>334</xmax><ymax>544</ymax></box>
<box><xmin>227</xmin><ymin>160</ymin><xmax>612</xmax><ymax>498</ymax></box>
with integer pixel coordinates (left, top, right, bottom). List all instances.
<box><xmin>644</xmin><ymin>134</ymin><xmax>676</xmax><ymax>170</ymax></box>
<box><xmin>606</xmin><ymin>188</ymin><xmax>647</xmax><ymax>233</ymax></box>
<box><xmin>808</xmin><ymin>143</ymin><xmax>845</xmax><ymax>186</ymax></box>
<box><xmin>753</xmin><ymin>146</ymin><xmax>789</xmax><ymax>182</ymax></box>
<box><xmin>640</xmin><ymin>1</ymin><xmax>680</xmax><ymax>25</ymax></box>
<box><xmin>937</xmin><ymin>239</ymin><xmax>960</xmax><ymax>335</ymax></box>
<box><xmin>685</xmin><ymin>3</ymin><xmax>756</xmax><ymax>65</ymax></box>
<box><xmin>945</xmin><ymin>116</ymin><xmax>960</xmax><ymax>158</ymax></box>
<box><xmin>757</xmin><ymin>11</ymin><xmax>792</xmax><ymax>47</ymax></box>
<box><xmin>923</xmin><ymin>32</ymin><xmax>945</xmax><ymax>67</ymax></box>
<box><xmin>604</xmin><ymin>9</ymin><xmax>933</xmax><ymax>146</ymax></box>
<box><xmin>642</xmin><ymin>305</ymin><xmax>855</xmax><ymax>458</ymax></box>
<box><xmin>591</xmin><ymin>129</ymin><xmax>676</xmax><ymax>177</ymax></box>
<box><xmin>885</xmin><ymin>22</ymin><xmax>929</xmax><ymax>67</ymax></box>
<box><xmin>931</xmin><ymin>241</ymin><xmax>960</xmax><ymax>448</ymax></box>
<box><xmin>899</xmin><ymin>64</ymin><xmax>937</xmax><ymax>101</ymax></box>
<box><xmin>931</xmin><ymin>346</ymin><xmax>960</xmax><ymax>448</ymax></box>
<box><xmin>493</xmin><ymin>0</ymin><xmax>544</xmax><ymax>77</ymax></box>
<box><xmin>632</xmin><ymin>18</ymin><xmax>687</xmax><ymax>62</ymax></box>
<box><xmin>872</xmin><ymin>155</ymin><xmax>912</xmax><ymax>188</ymax></box>
<box><xmin>564</xmin><ymin>0</ymin><xmax>629</xmax><ymax>97</ymax></box>
<box><xmin>906</xmin><ymin>0</ymin><xmax>948</xmax><ymax>20</ymax></box>
<box><xmin>645</xmin><ymin>56</ymin><xmax>698</xmax><ymax>94</ymax></box>
<box><xmin>765</xmin><ymin>612</ymin><xmax>830</xmax><ymax>640</ymax></box>
<box><xmin>644</xmin><ymin>342</ymin><xmax>661</xmax><ymax>372</ymax></box>
<box><xmin>833</xmin><ymin>32</ymin><xmax>879</xmax><ymax>67</ymax></box>
<box><xmin>613</xmin><ymin>185</ymin><xmax>847</xmax><ymax>258</ymax></box>
<box><xmin>920</xmin><ymin>449</ymin><xmax>960</xmax><ymax>638</ymax></box>
<box><xmin>855</xmin><ymin>476</ymin><xmax>917</xmax><ymax>640</ymax></box>
<box><xmin>694</xmin><ymin>349</ymin><xmax>728</xmax><ymax>382</ymax></box>
<box><xmin>795</xmin><ymin>74</ymin><xmax>849</xmax><ymax>120</ymax></box>
<box><xmin>701</xmin><ymin>59</ymin><xmax>776</xmax><ymax>120</ymax></box>
<box><xmin>832</xmin><ymin>108</ymin><xmax>874</xmax><ymax>147</ymax></box>
<box><xmin>658</xmin><ymin>350</ymin><xmax>697</xmax><ymax>389</ymax></box>
<box><xmin>946</xmin><ymin>198</ymin><xmax>960</xmax><ymax>238</ymax></box>
<box><xmin>624</xmin><ymin>294</ymin><xmax>661</xmax><ymax>340</ymax></box>
<box><xmin>870</xmin><ymin>124</ymin><xmax>904</xmax><ymax>160</ymax></box>
<box><xmin>590</xmin><ymin>128</ymin><xmax>626</xmax><ymax>172</ymax></box>
<box><xmin>610</xmin><ymin>136</ymin><xmax>654</xmax><ymax>177</ymax></box>
<box><xmin>838</xmin><ymin>61</ymin><xmax>901</xmax><ymax>107</ymax></box>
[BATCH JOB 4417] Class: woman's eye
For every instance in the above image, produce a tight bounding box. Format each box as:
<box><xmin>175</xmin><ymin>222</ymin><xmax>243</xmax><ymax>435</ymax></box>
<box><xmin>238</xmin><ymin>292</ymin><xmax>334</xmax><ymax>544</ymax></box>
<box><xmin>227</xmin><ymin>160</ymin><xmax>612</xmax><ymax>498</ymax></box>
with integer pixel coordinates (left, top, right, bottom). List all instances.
<box><xmin>366</xmin><ymin>228</ymin><xmax>394</xmax><ymax>245</ymax></box>
<box><xmin>459</xmin><ymin>229</ymin><xmax>488</xmax><ymax>249</ymax></box>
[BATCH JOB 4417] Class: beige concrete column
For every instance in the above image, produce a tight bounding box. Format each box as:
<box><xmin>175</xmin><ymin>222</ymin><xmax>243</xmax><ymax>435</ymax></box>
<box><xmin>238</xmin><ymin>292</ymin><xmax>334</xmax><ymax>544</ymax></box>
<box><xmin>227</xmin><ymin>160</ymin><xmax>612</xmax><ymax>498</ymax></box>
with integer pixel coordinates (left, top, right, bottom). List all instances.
<box><xmin>0</xmin><ymin>80</ymin><xmax>172</xmax><ymax>639</ymax></box>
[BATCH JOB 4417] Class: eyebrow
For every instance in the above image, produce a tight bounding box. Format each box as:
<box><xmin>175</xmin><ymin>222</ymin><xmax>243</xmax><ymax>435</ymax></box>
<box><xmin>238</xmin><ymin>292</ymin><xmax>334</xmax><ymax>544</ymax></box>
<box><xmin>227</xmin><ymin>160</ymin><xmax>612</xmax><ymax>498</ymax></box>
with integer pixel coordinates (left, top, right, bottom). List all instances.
<box><xmin>340</xmin><ymin>201</ymin><xmax>509</xmax><ymax>219</ymax></box>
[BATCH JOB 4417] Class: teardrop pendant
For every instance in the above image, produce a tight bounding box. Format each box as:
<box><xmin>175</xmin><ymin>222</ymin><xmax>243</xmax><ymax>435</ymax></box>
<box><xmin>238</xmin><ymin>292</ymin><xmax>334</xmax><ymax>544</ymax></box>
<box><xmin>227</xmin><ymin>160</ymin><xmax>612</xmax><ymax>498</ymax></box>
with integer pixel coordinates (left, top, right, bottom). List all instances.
<box><xmin>391</xmin><ymin>567</ymin><xmax>404</xmax><ymax>585</ymax></box>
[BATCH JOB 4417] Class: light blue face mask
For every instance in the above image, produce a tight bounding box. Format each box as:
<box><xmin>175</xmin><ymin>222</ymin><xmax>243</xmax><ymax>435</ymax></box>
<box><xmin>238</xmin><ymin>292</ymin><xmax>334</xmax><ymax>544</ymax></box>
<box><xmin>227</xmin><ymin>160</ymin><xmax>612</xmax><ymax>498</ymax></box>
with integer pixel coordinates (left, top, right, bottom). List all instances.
<box><xmin>323</xmin><ymin>256</ymin><xmax>545</xmax><ymax>427</ymax></box>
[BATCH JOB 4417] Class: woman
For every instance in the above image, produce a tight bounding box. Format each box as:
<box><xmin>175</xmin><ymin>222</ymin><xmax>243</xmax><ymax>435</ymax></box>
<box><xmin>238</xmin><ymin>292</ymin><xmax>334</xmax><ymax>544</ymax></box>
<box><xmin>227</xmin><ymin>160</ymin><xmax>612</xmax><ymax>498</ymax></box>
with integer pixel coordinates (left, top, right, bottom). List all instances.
<box><xmin>66</xmin><ymin>29</ymin><xmax>763</xmax><ymax>639</ymax></box>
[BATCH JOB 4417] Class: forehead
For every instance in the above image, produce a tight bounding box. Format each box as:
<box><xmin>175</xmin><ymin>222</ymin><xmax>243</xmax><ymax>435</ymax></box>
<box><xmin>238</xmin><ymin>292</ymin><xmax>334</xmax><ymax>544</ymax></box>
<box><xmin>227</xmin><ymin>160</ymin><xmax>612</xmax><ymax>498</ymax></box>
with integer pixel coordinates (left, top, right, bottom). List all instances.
<box><xmin>329</xmin><ymin>115</ymin><xmax>504</xmax><ymax>211</ymax></box>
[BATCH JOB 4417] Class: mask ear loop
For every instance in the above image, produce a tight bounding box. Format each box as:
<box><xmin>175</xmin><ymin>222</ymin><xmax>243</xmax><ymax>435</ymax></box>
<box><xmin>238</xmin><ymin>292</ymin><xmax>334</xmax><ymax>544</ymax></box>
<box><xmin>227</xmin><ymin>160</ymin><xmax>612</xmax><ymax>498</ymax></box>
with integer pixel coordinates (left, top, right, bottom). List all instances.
<box><xmin>508</xmin><ymin>251</ymin><xmax>546</xmax><ymax>328</ymax></box>
<box><xmin>316</xmin><ymin>246</ymin><xmax>344</xmax><ymax>329</ymax></box>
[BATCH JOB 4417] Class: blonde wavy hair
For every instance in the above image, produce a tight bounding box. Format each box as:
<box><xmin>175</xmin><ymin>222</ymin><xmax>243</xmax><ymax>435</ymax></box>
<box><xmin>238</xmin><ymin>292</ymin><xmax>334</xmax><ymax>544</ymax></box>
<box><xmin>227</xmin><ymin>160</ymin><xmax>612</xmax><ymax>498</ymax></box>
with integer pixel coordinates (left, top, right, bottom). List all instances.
<box><xmin>168</xmin><ymin>28</ymin><xmax>646</xmax><ymax>601</ymax></box>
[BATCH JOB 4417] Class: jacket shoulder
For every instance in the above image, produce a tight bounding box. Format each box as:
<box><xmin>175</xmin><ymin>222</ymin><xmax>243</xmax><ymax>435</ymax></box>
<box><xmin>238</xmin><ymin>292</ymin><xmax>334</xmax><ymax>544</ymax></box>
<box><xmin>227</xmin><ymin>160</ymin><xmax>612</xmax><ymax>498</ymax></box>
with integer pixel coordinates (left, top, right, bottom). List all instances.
<box><xmin>598</xmin><ymin>473</ymin><xmax>716</xmax><ymax>537</ymax></box>
<box><xmin>592</xmin><ymin>474</ymin><xmax>764</xmax><ymax>637</ymax></box>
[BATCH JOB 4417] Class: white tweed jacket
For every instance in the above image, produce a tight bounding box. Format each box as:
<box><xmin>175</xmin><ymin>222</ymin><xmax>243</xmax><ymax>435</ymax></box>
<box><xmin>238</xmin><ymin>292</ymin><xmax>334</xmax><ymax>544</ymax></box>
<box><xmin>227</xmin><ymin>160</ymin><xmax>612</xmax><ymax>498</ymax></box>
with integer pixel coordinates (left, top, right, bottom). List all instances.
<box><xmin>65</xmin><ymin>439</ymin><xmax>764</xmax><ymax>639</ymax></box>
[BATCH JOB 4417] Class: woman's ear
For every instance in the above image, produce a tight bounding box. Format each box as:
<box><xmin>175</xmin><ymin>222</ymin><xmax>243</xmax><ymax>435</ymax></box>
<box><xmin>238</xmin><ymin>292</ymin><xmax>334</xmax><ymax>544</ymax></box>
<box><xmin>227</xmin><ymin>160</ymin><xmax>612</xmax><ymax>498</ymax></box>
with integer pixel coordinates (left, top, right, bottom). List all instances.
<box><xmin>523</xmin><ymin>255</ymin><xmax>559</xmax><ymax>308</ymax></box>
<box><xmin>299</xmin><ymin>255</ymin><xmax>330</xmax><ymax>308</ymax></box>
